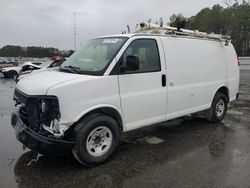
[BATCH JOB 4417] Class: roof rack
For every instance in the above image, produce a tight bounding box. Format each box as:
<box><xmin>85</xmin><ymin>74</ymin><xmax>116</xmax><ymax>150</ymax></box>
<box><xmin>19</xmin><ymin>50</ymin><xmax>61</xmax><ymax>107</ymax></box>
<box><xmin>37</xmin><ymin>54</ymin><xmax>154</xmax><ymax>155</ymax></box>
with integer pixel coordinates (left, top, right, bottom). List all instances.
<box><xmin>135</xmin><ymin>22</ymin><xmax>231</xmax><ymax>43</ymax></box>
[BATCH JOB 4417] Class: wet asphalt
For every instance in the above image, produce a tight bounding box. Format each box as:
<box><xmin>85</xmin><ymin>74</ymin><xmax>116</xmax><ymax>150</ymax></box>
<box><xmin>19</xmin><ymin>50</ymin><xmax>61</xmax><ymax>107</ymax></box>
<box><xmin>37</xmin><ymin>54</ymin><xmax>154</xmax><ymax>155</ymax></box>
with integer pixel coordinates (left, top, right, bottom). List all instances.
<box><xmin>0</xmin><ymin>70</ymin><xmax>250</xmax><ymax>188</ymax></box>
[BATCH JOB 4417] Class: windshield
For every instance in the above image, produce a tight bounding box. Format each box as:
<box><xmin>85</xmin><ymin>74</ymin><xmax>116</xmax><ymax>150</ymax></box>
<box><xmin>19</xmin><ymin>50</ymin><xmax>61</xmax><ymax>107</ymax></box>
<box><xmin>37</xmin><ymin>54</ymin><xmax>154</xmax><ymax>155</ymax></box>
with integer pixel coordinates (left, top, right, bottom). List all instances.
<box><xmin>60</xmin><ymin>37</ymin><xmax>127</xmax><ymax>75</ymax></box>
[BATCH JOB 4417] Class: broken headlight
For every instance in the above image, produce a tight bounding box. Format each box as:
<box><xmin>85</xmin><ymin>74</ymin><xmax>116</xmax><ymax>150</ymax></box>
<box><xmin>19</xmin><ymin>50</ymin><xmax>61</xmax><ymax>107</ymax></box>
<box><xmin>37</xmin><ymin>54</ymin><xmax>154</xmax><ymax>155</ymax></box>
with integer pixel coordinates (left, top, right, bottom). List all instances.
<box><xmin>37</xmin><ymin>97</ymin><xmax>60</xmax><ymax>126</ymax></box>
<box><xmin>25</xmin><ymin>96</ymin><xmax>60</xmax><ymax>131</ymax></box>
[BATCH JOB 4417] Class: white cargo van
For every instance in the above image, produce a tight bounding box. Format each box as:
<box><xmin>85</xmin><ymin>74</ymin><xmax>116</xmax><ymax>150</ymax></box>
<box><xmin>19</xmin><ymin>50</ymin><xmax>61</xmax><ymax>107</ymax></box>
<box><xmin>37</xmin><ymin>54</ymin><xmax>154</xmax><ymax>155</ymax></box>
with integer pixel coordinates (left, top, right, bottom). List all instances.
<box><xmin>11</xmin><ymin>25</ymin><xmax>239</xmax><ymax>166</ymax></box>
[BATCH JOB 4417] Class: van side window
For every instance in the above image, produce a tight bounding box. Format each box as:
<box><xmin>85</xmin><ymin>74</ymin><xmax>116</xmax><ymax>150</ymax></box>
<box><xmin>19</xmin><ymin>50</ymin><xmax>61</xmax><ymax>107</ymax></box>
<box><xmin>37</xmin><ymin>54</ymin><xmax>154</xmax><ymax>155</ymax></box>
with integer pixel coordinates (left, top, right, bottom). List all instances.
<box><xmin>122</xmin><ymin>39</ymin><xmax>161</xmax><ymax>73</ymax></box>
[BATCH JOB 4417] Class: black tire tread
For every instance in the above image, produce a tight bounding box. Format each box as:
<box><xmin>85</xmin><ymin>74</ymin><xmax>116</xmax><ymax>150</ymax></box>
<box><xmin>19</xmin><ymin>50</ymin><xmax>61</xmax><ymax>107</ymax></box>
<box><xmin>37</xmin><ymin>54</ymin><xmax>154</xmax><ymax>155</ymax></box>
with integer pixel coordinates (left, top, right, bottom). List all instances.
<box><xmin>72</xmin><ymin>113</ymin><xmax>120</xmax><ymax>167</ymax></box>
<box><xmin>206</xmin><ymin>92</ymin><xmax>228</xmax><ymax>123</ymax></box>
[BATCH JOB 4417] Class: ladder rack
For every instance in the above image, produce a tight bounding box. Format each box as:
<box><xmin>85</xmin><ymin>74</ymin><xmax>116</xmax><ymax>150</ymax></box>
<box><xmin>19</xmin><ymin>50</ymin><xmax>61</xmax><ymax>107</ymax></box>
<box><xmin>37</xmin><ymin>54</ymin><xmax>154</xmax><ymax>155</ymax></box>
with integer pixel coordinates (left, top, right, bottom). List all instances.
<box><xmin>135</xmin><ymin>22</ymin><xmax>231</xmax><ymax>42</ymax></box>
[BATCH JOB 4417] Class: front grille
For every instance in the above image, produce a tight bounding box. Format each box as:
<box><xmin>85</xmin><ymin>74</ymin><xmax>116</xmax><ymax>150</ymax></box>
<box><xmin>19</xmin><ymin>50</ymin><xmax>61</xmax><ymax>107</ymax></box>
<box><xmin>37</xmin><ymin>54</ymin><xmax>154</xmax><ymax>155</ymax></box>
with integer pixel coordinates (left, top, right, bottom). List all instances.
<box><xmin>13</xmin><ymin>89</ymin><xmax>59</xmax><ymax>136</ymax></box>
<box><xmin>13</xmin><ymin>89</ymin><xmax>40</xmax><ymax>131</ymax></box>
<box><xmin>19</xmin><ymin>105</ymin><xmax>30</xmax><ymax>126</ymax></box>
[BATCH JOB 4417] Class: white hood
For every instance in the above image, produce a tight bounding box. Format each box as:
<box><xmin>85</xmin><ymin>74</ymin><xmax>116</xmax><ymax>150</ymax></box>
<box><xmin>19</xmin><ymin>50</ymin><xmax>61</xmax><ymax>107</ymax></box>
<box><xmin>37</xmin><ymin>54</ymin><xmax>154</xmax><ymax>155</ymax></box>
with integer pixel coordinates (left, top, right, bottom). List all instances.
<box><xmin>16</xmin><ymin>70</ymin><xmax>89</xmax><ymax>95</ymax></box>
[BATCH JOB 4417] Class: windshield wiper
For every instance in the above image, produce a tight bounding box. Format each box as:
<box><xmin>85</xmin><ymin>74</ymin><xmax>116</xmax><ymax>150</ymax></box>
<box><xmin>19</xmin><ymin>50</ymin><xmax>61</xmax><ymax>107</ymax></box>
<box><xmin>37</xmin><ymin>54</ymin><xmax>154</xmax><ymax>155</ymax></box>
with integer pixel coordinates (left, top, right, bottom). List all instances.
<box><xmin>59</xmin><ymin>65</ymin><xmax>82</xmax><ymax>74</ymax></box>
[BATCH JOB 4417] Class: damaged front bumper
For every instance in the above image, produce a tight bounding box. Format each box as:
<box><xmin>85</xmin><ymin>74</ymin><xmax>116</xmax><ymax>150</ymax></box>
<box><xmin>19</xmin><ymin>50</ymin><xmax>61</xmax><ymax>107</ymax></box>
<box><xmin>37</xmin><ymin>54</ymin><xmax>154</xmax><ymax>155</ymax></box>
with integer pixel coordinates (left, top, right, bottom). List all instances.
<box><xmin>11</xmin><ymin>111</ymin><xmax>75</xmax><ymax>155</ymax></box>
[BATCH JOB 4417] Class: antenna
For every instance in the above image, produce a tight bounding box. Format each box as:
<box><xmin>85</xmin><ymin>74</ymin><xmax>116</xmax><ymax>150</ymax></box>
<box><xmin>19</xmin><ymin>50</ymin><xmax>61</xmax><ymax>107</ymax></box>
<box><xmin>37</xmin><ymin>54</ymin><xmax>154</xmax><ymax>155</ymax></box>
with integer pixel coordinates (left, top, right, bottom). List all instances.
<box><xmin>73</xmin><ymin>12</ymin><xmax>77</xmax><ymax>51</ymax></box>
<box><xmin>127</xmin><ymin>25</ymin><xmax>130</xmax><ymax>33</ymax></box>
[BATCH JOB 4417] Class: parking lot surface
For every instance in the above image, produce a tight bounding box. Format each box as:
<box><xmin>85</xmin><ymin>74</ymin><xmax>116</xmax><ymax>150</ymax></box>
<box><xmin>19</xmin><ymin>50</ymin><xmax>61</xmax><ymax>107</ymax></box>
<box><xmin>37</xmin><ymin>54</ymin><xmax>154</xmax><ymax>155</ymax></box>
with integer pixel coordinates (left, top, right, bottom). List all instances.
<box><xmin>0</xmin><ymin>70</ymin><xmax>250</xmax><ymax>188</ymax></box>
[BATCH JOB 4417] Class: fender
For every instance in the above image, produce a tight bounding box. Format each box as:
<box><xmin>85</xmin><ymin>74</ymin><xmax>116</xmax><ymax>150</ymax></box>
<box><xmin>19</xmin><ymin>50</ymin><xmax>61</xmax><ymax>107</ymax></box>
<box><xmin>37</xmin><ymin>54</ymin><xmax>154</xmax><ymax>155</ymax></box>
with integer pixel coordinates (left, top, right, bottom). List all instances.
<box><xmin>73</xmin><ymin>104</ymin><xmax>126</xmax><ymax>131</ymax></box>
<box><xmin>212</xmin><ymin>85</ymin><xmax>229</xmax><ymax>102</ymax></box>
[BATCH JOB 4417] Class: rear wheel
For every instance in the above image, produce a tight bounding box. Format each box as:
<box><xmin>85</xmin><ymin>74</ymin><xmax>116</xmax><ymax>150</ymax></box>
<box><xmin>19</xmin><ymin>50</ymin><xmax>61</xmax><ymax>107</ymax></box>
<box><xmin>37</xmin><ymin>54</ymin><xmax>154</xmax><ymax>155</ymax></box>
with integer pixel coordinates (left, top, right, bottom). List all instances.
<box><xmin>72</xmin><ymin>113</ymin><xmax>120</xmax><ymax>167</ymax></box>
<box><xmin>206</xmin><ymin>92</ymin><xmax>228</xmax><ymax>122</ymax></box>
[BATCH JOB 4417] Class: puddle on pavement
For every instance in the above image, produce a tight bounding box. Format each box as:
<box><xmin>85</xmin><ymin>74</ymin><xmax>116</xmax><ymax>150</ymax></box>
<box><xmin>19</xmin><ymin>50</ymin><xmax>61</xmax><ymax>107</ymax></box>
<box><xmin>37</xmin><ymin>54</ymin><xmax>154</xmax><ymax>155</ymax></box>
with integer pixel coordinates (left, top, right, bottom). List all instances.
<box><xmin>136</xmin><ymin>136</ymin><xmax>164</xmax><ymax>145</ymax></box>
<box><xmin>227</xmin><ymin>110</ymin><xmax>244</xmax><ymax>116</ymax></box>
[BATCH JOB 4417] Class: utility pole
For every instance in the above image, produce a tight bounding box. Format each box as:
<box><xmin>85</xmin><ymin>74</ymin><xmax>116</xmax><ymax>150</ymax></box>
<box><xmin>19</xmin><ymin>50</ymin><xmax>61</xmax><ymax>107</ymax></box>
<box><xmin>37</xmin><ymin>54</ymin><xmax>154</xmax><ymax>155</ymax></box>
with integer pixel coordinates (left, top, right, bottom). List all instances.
<box><xmin>73</xmin><ymin>12</ymin><xmax>77</xmax><ymax>51</ymax></box>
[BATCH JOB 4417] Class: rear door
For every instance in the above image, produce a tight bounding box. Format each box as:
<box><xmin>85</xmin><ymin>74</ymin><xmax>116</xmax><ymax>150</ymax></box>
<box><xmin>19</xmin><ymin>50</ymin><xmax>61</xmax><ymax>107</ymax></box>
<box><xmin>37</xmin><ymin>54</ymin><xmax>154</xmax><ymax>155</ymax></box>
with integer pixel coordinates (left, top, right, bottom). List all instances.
<box><xmin>117</xmin><ymin>37</ymin><xmax>167</xmax><ymax>131</ymax></box>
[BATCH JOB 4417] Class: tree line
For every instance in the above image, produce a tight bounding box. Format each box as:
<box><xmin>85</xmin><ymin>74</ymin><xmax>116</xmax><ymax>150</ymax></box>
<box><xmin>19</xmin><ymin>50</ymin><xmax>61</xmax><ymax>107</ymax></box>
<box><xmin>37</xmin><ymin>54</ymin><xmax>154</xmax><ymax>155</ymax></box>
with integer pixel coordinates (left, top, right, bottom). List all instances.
<box><xmin>1</xmin><ymin>1</ymin><xmax>249</xmax><ymax>57</ymax></box>
<box><xmin>0</xmin><ymin>45</ymin><xmax>74</xmax><ymax>58</ymax></box>
<box><xmin>169</xmin><ymin>1</ymin><xmax>250</xmax><ymax>56</ymax></box>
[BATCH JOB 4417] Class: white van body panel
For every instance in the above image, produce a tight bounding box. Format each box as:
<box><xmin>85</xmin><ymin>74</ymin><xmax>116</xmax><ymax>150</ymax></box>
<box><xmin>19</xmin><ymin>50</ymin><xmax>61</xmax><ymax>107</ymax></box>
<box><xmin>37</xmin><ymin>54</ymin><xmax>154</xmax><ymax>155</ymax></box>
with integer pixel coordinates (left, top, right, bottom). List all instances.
<box><xmin>16</xmin><ymin>70</ymin><xmax>83</xmax><ymax>95</ymax></box>
<box><xmin>47</xmin><ymin>75</ymin><xmax>121</xmax><ymax>129</ymax></box>
<box><xmin>113</xmin><ymin>36</ymin><xmax>167</xmax><ymax>131</ymax></box>
<box><xmin>14</xmin><ymin>34</ymin><xmax>239</xmax><ymax>135</ymax></box>
<box><xmin>161</xmin><ymin>37</ymin><xmax>239</xmax><ymax>120</ymax></box>
<box><xmin>224</xmin><ymin>43</ymin><xmax>240</xmax><ymax>101</ymax></box>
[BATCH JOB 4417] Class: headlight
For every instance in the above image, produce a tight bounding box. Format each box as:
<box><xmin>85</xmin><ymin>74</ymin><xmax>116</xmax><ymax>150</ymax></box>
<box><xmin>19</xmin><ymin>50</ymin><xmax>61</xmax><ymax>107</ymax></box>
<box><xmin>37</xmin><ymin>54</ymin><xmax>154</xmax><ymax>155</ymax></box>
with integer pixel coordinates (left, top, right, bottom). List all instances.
<box><xmin>26</xmin><ymin>96</ymin><xmax>60</xmax><ymax>128</ymax></box>
<box><xmin>39</xmin><ymin>97</ymin><xmax>61</xmax><ymax>134</ymax></box>
<box><xmin>38</xmin><ymin>97</ymin><xmax>60</xmax><ymax>121</ymax></box>
<box><xmin>41</xmin><ymin>99</ymin><xmax>46</xmax><ymax>113</ymax></box>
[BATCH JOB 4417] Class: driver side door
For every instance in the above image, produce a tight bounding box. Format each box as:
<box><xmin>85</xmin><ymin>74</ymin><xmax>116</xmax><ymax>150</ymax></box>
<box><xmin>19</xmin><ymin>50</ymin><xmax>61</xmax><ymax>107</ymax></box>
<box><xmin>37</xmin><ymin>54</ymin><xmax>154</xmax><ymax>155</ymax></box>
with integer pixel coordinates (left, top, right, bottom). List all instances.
<box><xmin>117</xmin><ymin>37</ymin><xmax>167</xmax><ymax>131</ymax></box>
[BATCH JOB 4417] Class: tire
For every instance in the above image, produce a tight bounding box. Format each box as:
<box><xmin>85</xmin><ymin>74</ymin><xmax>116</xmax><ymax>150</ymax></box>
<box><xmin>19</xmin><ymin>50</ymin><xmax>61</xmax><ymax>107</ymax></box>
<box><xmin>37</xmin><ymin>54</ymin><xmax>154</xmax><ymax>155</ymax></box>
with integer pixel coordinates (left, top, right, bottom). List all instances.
<box><xmin>7</xmin><ymin>71</ymin><xmax>17</xmax><ymax>79</ymax></box>
<box><xmin>206</xmin><ymin>92</ymin><xmax>228</xmax><ymax>123</ymax></box>
<box><xmin>72</xmin><ymin>113</ymin><xmax>120</xmax><ymax>167</ymax></box>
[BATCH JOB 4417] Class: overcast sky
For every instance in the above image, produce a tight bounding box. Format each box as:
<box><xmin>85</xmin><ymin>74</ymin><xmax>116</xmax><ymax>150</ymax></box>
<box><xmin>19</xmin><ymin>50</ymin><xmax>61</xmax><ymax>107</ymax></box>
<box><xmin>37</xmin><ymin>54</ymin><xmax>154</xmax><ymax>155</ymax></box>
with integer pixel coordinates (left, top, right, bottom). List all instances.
<box><xmin>0</xmin><ymin>0</ymin><xmax>225</xmax><ymax>50</ymax></box>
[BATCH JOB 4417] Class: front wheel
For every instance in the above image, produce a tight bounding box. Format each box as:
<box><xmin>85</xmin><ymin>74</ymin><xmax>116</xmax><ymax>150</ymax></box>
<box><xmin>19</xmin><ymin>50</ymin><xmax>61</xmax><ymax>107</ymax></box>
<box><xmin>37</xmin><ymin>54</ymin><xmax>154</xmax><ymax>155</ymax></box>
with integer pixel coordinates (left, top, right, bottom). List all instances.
<box><xmin>206</xmin><ymin>92</ymin><xmax>228</xmax><ymax>122</ymax></box>
<box><xmin>72</xmin><ymin>113</ymin><xmax>120</xmax><ymax>167</ymax></box>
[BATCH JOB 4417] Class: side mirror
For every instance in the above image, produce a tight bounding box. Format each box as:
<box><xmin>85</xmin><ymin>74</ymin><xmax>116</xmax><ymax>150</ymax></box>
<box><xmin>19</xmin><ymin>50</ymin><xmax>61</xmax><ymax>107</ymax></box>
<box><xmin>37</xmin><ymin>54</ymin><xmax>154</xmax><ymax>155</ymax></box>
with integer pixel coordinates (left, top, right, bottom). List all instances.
<box><xmin>125</xmin><ymin>55</ymin><xmax>139</xmax><ymax>71</ymax></box>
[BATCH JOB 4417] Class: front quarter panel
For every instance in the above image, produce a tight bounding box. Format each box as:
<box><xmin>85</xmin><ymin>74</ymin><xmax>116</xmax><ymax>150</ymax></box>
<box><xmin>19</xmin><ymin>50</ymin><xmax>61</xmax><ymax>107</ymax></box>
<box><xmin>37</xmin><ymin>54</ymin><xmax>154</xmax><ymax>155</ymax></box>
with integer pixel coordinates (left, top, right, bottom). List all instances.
<box><xmin>47</xmin><ymin>75</ymin><xmax>121</xmax><ymax>128</ymax></box>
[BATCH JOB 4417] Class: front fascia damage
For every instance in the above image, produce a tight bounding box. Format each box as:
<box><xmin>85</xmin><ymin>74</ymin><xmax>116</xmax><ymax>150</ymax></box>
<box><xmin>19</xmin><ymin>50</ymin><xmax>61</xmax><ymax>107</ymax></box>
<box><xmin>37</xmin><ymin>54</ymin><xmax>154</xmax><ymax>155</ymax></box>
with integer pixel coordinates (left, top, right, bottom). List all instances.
<box><xmin>13</xmin><ymin>88</ymin><xmax>67</xmax><ymax>137</ymax></box>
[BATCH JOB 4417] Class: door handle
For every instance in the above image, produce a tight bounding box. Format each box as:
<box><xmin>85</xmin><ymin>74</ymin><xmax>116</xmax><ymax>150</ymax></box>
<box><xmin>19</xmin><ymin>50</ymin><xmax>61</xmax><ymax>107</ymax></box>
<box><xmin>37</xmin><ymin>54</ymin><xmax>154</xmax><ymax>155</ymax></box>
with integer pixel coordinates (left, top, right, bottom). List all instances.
<box><xmin>162</xmin><ymin>74</ymin><xmax>166</xmax><ymax>87</ymax></box>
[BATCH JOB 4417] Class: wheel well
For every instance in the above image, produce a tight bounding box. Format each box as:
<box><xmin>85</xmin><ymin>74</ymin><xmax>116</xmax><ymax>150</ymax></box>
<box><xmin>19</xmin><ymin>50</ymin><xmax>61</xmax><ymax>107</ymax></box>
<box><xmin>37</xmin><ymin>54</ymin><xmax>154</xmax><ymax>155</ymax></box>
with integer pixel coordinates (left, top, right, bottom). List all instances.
<box><xmin>216</xmin><ymin>86</ymin><xmax>229</xmax><ymax>101</ymax></box>
<box><xmin>8</xmin><ymin>70</ymin><xmax>17</xmax><ymax>74</ymax></box>
<box><xmin>64</xmin><ymin>107</ymin><xmax>123</xmax><ymax>139</ymax></box>
<box><xmin>84</xmin><ymin>107</ymin><xmax>123</xmax><ymax>130</ymax></box>
<box><xmin>7</xmin><ymin>70</ymin><xmax>18</xmax><ymax>77</ymax></box>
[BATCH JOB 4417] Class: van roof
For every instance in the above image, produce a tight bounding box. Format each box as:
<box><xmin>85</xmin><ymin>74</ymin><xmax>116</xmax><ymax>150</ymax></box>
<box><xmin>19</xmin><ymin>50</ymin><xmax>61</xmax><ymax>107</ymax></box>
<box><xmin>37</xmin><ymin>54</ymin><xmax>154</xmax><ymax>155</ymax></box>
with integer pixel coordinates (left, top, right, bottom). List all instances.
<box><xmin>97</xmin><ymin>33</ymin><xmax>229</xmax><ymax>43</ymax></box>
<box><xmin>96</xmin><ymin>34</ymin><xmax>135</xmax><ymax>38</ymax></box>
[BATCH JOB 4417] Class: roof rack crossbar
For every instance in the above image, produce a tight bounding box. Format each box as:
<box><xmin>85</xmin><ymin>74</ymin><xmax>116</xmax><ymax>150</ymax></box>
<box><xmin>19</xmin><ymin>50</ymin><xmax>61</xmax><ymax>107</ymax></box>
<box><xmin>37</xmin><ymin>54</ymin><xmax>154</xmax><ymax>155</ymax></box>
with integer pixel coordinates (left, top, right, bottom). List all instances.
<box><xmin>136</xmin><ymin>22</ymin><xmax>231</xmax><ymax>42</ymax></box>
